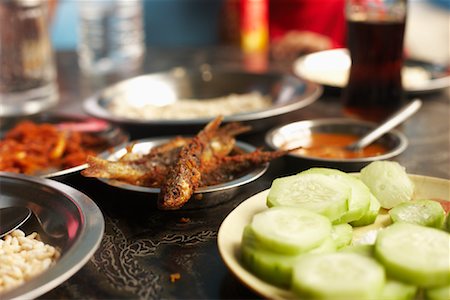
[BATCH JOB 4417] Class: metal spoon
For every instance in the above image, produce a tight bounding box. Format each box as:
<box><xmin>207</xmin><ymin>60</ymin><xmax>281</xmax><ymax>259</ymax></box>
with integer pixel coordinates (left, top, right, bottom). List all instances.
<box><xmin>0</xmin><ymin>206</ymin><xmax>32</xmax><ymax>238</ymax></box>
<box><xmin>346</xmin><ymin>98</ymin><xmax>423</xmax><ymax>151</ymax></box>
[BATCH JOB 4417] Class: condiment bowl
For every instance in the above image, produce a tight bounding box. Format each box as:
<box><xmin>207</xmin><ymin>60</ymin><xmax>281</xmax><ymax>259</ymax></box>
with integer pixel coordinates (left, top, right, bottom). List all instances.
<box><xmin>265</xmin><ymin>118</ymin><xmax>408</xmax><ymax>172</ymax></box>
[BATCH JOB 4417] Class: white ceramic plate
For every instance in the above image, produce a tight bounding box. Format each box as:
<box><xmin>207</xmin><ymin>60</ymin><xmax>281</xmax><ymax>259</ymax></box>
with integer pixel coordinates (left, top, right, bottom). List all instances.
<box><xmin>293</xmin><ymin>49</ymin><xmax>450</xmax><ymax>94</ymax></box>
<box><xmin>217</xmin><ymin>174</ymin><xmax>450</xmax><ymax>300</ymax></box>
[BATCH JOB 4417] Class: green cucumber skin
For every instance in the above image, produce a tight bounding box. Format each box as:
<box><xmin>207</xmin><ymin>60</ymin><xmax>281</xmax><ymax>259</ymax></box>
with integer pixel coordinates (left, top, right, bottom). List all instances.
<box><xmin>331</xmin><ymin>223</ymin><xmax>353</xmax><ymax>249</ymax></box>
<box><xmin>389</xmin><ymin>199</ymin><xmax>446</xmax><ymax>229</ymax></box>
<box><xmin>425</xmin><ymin>285</ymin><xmax>450</xmax><ymax>300</ymax></box>
<box><xmin>380</xmin><ymin>279</ymin><xmax>418</xmax><ymax>300</ymax></box>
<box><xmin>375</xmin><ymin>223</ymin><xmax>450</xmax><ymax>288</ymax></box>
<box><xmin>350</xmin><ymin>193</ymin><xmax>381</xmax><ymax>227</ymax></box>
<box><xmin>241</xmin><ymin>242</ymin><xmax>299</xmax><ymax>288</ymax></box>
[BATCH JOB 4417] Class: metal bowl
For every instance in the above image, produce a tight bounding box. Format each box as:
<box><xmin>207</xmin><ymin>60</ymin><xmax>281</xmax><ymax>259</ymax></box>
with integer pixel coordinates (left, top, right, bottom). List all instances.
<box><xmin>90</xmin><ymin>137</ymin><xmax>269</xmax><ymax>209</ymax></box>
<box><xmin>265</xmin><ymin>118</ymin><xmax>408</xmax><ymax>172</ymax></box>
<box><xmin>0</xmin><ymin>172</ymin><xmax>104</xmax><ymax>300</ymax></box>
<box><xmin>83</xmin><ymin>67</ymin><xmax>322</xmax><ymax>137</ymax></box>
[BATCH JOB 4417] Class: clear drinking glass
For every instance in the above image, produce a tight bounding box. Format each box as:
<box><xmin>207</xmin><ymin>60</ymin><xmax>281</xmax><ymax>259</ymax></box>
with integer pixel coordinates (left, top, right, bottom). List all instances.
<box><xmin>77</xmin><ymin>0</ymin><xmax>145</xmax><ymax>75</ymax></box>
<box><xmin>0</xmin><ymin>0</ymin><xmax>58</xmax><ymax>117</ymax></box>
<box><xmin>342</xmin><ymin>0</ymin><xmax>408</xmax><ymax>122</ymax></box>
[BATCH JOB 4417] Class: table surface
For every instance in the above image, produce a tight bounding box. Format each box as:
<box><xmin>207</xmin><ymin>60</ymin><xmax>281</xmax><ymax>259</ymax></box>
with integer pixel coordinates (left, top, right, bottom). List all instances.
<box><xmin>32</xmin><ymin>47</ymin><xmax>450</xmax><ymax>299</ymax></box>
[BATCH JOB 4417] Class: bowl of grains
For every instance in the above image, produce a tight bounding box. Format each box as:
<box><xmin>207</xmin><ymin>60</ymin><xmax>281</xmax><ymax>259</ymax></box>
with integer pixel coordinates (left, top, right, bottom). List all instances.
<box><xmin>0</xmin><ymin>172</ymin><xmax>104</xmax><ymax>299</ymax></box>
<box><xmin>83</xmin><ymin>66</ymin><xmax>322</xmax><ymax>137</ymax></box>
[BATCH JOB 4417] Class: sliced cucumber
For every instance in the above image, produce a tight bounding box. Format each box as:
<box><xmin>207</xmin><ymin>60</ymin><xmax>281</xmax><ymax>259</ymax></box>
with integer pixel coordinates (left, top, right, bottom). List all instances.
<box><xmin>425</xmin><ymin>284</ymin><xmax>450</xmax><ymax>300</ymax></box>
<box><xmin>389</xmin><ymin>199</ymin><xmax>446</xmax><ymax>229</ymax></box>
<box><xmin>267</xmin><ymin>173</ymin><xmax>350</xmax><ymax>222</ymax></box>
<box><xmin>339</xmin><ymin>244</ymin><xmax>375</xmax><ymax>257</ymax></box>
<box><xmin>301</xmin><ymin>168</ymin><xmax>371</xmax><ymax>224</ymax></box>
<box><xmin>350</xmin><ymin>193</ymin><xmax>381</xmax><ymax>227</ymax></box>
<box><xmin>308</xmin><ymin>237</ymin><xmax>337</xmax><ymax>254</ymax></box>
<box><xmin>291</xmin><ymin>252</ymin><xmax>385</xmax><ymax>300</ymax></box>
<box><xmin>250</xmin><ymin>206</ymin><xmax>332</xmax><ymax>255</ymax></box>
<box><xmin>379</xmin><ymin>278</ymin><xmax>418</xmax><ymax>300</ymax></box>
<box><xmin>360</xmin><ymin>161</ymin><xmax>414</xmax><ymax>209</ymax></box>
<box><xmin>331</xmin><ymin>223</ymin><xmax>353</xmax><ymax>249</ymax></box>
<box><xmin>241</xmin><ymin>226</ymin><xmax>301</xmax><ymax>287</ymax></box>
<box><xmin>375</xmin><ymin>223</ymin><xmax>450</xmax><ymax>287</ymax></box>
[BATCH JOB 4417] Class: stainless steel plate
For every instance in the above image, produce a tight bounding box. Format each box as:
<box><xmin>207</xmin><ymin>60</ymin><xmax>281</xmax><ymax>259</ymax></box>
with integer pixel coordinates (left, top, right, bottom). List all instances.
<box><xmin>0</xmin><ymin>113</ymin><xmax>129</xmax><ymax>178</ymax></box>
<box><xmin>83</xmin><ymin>67</ymin><xmax>322</xmax><ymax>127</ymax></box>
<box><xmin>293</xmin><ymin>48</ymin><xmax>450</xmax><ymax>94</ymax></box>
<box><xmin>0</xmin><ymin>172</ymin><xmax>104</xmax><ymax>300</ymax></box>
<box><xmin>91</xmin><ymin>137</ymin><xmax>269</xmax><ymax>209</ymax></box>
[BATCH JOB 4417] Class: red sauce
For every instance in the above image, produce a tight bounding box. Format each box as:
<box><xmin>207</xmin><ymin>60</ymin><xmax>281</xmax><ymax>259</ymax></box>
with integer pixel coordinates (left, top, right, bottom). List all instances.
<box><xmin>283</xmin><ymin>133</ymin><xmax>388</xmax><ymax>159</ymax></box>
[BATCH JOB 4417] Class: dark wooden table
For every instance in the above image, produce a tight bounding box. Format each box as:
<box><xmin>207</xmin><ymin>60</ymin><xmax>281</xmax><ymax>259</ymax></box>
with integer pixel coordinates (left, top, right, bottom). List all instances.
<box><xmin>39</xmin><ymin>47</ymin><xmax>449</xmax><ymax>299</ymax></box>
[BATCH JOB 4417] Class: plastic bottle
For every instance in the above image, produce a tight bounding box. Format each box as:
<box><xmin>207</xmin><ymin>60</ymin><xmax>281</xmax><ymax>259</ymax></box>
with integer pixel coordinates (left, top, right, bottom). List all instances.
<box><xmin>77</xmin><ymin>0</ymin><xmax>145</xmax><ymax>75</ymax></box>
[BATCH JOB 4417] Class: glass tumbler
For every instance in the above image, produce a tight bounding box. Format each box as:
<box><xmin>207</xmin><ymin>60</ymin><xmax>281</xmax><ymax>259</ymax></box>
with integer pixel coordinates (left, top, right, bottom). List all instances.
<box><xmin>0</xmin><ymin>0</ymin><xmax>58</xmax><ymax>117</ymax></box>
<box><xmin>342</xmin><ymin>0</ymin><xmax>407</xmax><ymax>122</ymax></box>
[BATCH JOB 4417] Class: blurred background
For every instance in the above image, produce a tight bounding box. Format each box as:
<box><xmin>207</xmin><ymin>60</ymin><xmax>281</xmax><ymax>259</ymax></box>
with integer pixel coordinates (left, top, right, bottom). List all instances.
<box><xmin>50</xmin><ymin>0</ymin><xmax>449</xmax><ymax>65</ymax></box>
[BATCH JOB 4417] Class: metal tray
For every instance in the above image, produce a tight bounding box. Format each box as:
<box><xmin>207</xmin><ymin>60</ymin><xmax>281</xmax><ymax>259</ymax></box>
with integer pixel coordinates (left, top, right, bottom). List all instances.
<box><xmin>82</xmin><ymin>67</ymin><xmax>322</xmax><ymax>136</ymax></box>
<box><xmin>89</xmin><ymin>137</ymin><xmax>269</xmax><ymax>209</ymax></box>
<box><xmin>0</xmin><ymin>113</ymin><xmax>129</xmax><ymax>178</ymax></box>
<box><xmin>0</xmin><ymin>172</ymin><xmax>104</xmax><ymax>299</ymax></box>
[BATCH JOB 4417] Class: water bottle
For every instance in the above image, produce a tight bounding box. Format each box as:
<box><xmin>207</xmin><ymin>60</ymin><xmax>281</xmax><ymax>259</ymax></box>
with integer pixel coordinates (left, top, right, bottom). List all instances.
<box><xmin>77</xmin><ymin>0</ymin><xmax>145</xmax><ymax>75</ymax></box>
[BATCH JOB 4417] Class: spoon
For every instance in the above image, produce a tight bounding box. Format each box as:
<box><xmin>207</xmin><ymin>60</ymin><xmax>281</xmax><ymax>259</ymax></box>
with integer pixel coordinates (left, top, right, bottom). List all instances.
<box><xmin>346</xmin><ymin>98</ymin><xmax>423</xmax><ymax>152</ymax></box>
<box><xmin>0</xmin><ymin>207</ymin><xmax>32</xmax><ymax>238</ymax></box>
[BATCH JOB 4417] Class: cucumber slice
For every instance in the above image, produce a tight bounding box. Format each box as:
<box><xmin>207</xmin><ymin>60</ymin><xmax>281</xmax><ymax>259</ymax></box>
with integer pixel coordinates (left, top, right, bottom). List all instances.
<box><xmin>267</xmin><ymin>173</ymin><xmax>350</xmax><ymax>222</ymax></box>
<box><xmin>339</xmin><ymin>244</ymin><xmax>375</xmax><ymax>257</ymax></box>
<box><xmin>291</xmin><ymin>252</ymin><xmax>385</xmax><ymax>300</ymax></box>
<box><xmin>350</xmin><ymin>193</ymin><xmax>381</xmax><ymax>227</ymax></box>
<box><xmin>308</xmin><ymin>237</ymin><xmax>337</xmax><ymax>254</ymax></box>
<box><xmin>425</xmin><ymin>285</ymin><xmax>450</xmax><ymax>300</ymax></box>
<box><xmin>379</xmin><ymin>278</ymin><xmax>418</xmax><ymax>300</ymax></box>
<box><xmin>389</xmin><ymin>199</ymin><xmax>446</xmax><ymax>229</ymax></box>
<box><xmin>375</xmin><ymin>223</ymin><xmax>450</xmax><ymax>287</ymax></box>
<box><xmin>301</xmin><ymin>168</ymin><xmax>371</xmax><ymax>224</ymax></box>
<box><xmin>360</xmin><ymin>161</ymin><xmax>414</xmax><ymax>209</ymax></box>
<box><xmin>241</xmin><ymin>226</ymin><xmax>301</xmax><ymax>287</ymax></box>
<box><xmin>250</xmin><ymin>206</ymin><xmax>332</xmax><ymax>255</ymax></box>
<box><xmin>331</xmin><ymin>223</ymin><xmax>353</xmax><ymax>249</ymax></box>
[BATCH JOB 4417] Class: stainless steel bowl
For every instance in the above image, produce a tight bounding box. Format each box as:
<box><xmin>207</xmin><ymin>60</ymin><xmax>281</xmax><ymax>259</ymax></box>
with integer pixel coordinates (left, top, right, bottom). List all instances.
<box><xmin>0</xmin><ymin>172</ymin><xmax>104</xmax><ymax>300</ymax></box>
<box><xmin>83</xmin><ymin>67</ymin><xmax>322</xmax><ymax>137</ymax></box>
<box><xmin>265</xmin><ymin>118</ymin><xmax>408</xmax><ymax>172</ymax></box>
<box><xmin>90</xmin><ymin>137</ymin><xmax>269</xmax><ymax>209</ymax></box>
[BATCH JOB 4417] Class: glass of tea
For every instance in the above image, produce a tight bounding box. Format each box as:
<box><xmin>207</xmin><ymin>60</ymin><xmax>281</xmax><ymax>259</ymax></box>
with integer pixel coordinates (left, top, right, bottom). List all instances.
<box><xmin>342</xmin><ymin>0</ymin><xmax>407</xmax><ymax>122</ymax></box>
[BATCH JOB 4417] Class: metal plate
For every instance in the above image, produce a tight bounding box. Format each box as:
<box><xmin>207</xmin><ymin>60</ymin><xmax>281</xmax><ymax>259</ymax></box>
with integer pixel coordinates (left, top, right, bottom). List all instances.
<box><xmin>91</xmin><ymin>137</ymin><xmax>269</xmax><ymax>209</ymax></box>
<box><xmin>0</xmin><ymin>113</ymin><xmax>129</xmax><ymax>178</ymax></box>
<box><xmin>0</xmin><ymin>172</ymin><xmax>104</xmax><ymax>300</ymax></box>
<box><xmin>293</xmin><ymin>48</ymin><xmax>450</xmax><ymax>94</ymax></box>
<box><xmin>83</xmin><ymin>67</ymin><xmax>322</xmax><ymax>127</ymax></box>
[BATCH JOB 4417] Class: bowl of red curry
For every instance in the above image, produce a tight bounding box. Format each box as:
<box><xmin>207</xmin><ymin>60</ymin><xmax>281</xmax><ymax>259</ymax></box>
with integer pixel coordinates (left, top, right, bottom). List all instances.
<box><xmin>265</xmin><ymin>118</ymin><xmax>408</xmax><ymax>172</ymax></box>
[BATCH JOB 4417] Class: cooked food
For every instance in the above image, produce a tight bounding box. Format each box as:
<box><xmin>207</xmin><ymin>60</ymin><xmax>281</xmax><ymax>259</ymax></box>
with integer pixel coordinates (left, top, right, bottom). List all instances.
<box><xmin>108</xmin><ymin>92</ymin><xmax>272</xmax><ymax>120</ymax></box>
<box><xmin>282</xmin><ymin>132</ymin><xmax>387</xmax><ymax>159</ymax></box>
<box><xmin>0</xmin><ymin>229</ymin><xmax>60</xmax><ymax>294</ymax></box>
<box><xmin>0</xmin><ymin>121</ymin><xmax>107</xmax><ymax>175</ymax></box>
<box><xmin>82</xmin><ymin>117</ymin><xmax>292</xmax><ymax>210</ymax></box>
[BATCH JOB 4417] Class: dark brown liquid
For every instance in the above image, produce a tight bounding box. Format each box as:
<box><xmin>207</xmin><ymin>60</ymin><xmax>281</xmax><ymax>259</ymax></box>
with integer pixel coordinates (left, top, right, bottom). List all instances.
<box><xmin>343</xmin><ymin>20</ymin><xmax>406</xmax><ymax>121</ymax></box>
